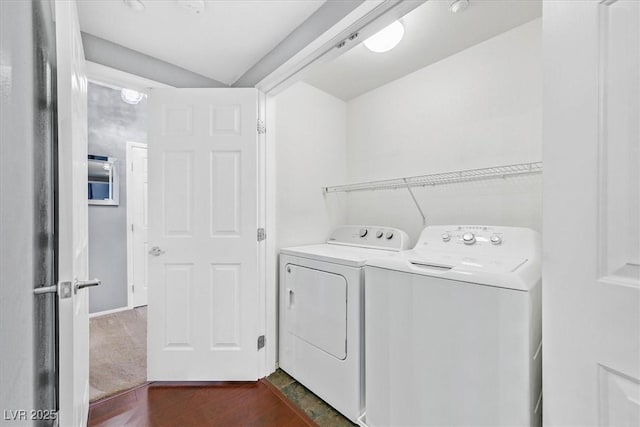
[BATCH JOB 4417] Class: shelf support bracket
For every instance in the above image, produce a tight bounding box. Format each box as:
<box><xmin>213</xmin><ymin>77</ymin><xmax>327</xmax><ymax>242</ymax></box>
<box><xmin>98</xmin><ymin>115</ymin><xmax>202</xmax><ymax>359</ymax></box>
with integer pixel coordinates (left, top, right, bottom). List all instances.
<box><xmin>403</xmin><ymin>178</ymin><xmax>427</xmax><ymax>226</ymax></box>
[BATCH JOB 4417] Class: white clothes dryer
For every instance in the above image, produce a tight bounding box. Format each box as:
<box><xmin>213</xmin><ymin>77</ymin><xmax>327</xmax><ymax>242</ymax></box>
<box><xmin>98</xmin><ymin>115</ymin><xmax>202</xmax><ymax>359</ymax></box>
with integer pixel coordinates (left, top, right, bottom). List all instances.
<box><xmin>364</xmin><ymin>225</ymin><xmax>542</xmax><ymax>427</ymax></box>
<box><xmin>279</xmin><ymin>225</ymin><xmax>410</xmax><ymax>423</ymax></box>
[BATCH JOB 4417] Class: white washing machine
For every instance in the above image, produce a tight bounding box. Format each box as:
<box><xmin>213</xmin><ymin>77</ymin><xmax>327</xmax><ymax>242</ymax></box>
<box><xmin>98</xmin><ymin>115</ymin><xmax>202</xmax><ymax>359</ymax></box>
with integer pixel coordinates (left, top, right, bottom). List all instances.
<box><xmin>279</xmin><ymin>225</ymin><xmax>410</xmax><ymax>423</ymax></box>
<box><xmin>364</xmin><ymin>225</ymin><xmax>542</xmax><ymax>427</ymax></box>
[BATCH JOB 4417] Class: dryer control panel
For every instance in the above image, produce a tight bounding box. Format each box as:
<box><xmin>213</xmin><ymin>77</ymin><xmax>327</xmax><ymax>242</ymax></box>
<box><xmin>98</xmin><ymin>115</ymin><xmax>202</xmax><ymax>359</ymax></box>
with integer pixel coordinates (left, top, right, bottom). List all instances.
<box><xmin>327</xmin><ymin>225</ymin><xmax>410</xmax><ymax>251</ymax></box>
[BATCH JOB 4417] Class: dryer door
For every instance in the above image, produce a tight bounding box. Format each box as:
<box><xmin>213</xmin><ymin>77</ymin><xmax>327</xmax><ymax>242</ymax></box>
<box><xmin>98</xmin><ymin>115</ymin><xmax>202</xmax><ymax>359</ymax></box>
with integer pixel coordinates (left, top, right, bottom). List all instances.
<box><xmin>285</xmin><ymin>264</ymin><xmax>347</xmax><ymax>359</ymax></box>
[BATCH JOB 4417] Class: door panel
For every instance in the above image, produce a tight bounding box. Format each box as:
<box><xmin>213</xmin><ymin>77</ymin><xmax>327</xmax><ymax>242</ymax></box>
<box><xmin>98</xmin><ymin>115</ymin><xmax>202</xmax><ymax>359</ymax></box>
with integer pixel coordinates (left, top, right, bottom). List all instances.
<box><xmin>164</xmin><ymin>263</ymin><xmax>194</xmax><ymax>349</ymax></box>
<box><xmin>55</xmin><ymin>0</ymin><xmax>90</xmax><ymax>425</ymax></box>
<box><xmin>163</xmin><ymin>151</ymin><xmax>193</xmax><ymax>236</ymax></box>
<box><xmin>210</xmin><ymin>151</ymin><xmax>242</xmax><ymax>236</ymax></box>
<box><xmin>543</xmin><ymin>1</ymin><xmax>640</xmax><ymax>425</ymax></box>
<box><xmin>210</xmin><ymin>264</ymin><xmax>242</xmax><ymax>349</ymax></box>
<box><xmin>147</xmin><ymin>89</ymin><xmax>259</xmax><ymax>381</ymax></box>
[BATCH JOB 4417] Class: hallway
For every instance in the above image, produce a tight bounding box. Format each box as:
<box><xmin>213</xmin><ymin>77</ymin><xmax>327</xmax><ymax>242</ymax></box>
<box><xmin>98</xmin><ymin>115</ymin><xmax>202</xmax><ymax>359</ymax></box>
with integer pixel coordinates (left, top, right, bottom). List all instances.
<box><xmin>90</xmin><ymin>307</ymin><xmax>147</xmax><ymax>401</ymax></box>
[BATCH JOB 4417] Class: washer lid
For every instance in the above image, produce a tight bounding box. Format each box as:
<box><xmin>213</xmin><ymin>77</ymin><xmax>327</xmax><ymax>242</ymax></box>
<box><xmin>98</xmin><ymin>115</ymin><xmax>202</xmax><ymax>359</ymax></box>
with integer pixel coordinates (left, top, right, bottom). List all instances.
<box><xmin>281</xmin><ymin>244</ymin><xmax>402</xmax><ymax>268</ymax></box>
<box><xmin>366</xmin><ymin>251</ymin><xmax>538</xmax><ymax>291</ymax></box>
<box><xmin>406</xmin><ymin>252</ymin><xmax>528</xmax><ymax>274</ymax></box>
<box><xmin>365</xmin><ymin>225</ymin><xmax>541</xmax><ymax>291</ymax></box>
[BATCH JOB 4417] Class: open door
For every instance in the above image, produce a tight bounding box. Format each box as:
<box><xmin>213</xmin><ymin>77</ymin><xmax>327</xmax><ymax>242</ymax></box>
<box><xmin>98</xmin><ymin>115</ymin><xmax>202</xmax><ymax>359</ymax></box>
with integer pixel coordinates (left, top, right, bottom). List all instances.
<box><xmin>55</xmin><ymin>0</ymin><xmax>94</xmax><ymax>425</ymax></box>
<box><xmin>147</xmin><ymin>89</ymin><xmax>260</xmax><ymax>381</ymax></box>
<box><xmin>544</xmin><ymin>1</ymin><xmax>640</xmax><ymax>425</ymax></box>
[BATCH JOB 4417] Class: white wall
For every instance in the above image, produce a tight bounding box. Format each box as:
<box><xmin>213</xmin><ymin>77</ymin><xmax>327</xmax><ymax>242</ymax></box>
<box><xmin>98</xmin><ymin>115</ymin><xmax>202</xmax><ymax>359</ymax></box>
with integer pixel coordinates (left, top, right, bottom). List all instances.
<box><xmin>0</xmin><ymin>2</ymin><xmax>36</xmax><ymax>420</ymax></box>
<box><xmin>274</xmin><ymin>82</ymin><xmax>348</xmax><ymax>249</ymax></box>
<box><xmin>1</xmin><ymin>0</ymin><xmax>57</xmax><ymax>421</ymax></box>
<box><xmin>343</xmin><ymin>19</ymin><xmax>542</xmax><ymax>243</ymax></box>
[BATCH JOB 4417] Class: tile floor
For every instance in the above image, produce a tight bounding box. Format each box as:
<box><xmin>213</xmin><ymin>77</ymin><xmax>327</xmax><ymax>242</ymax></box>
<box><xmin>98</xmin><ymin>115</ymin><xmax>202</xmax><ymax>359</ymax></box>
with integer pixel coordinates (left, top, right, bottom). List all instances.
<box><xmin>267</xmin><ymin>369</ymin><xmax>356</xmax><ymax>427</ymax></box>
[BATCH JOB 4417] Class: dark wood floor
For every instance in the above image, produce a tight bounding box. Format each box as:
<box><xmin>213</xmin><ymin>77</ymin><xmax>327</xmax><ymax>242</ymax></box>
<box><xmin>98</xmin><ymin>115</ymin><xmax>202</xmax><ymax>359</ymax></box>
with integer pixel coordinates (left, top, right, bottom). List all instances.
<box><xmin>88</xmin><ymin>380</ymin><xmax>316</xmax><ymax>427</ymax></box>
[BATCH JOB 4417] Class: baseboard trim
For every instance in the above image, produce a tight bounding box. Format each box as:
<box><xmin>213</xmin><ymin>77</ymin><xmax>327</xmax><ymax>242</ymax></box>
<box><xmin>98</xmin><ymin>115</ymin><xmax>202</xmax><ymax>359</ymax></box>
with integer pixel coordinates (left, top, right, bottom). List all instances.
<box><xmin>89</xmin><ymin>306</ymin><xmax>131</xmax><ymax>318</ymax></box>
<box><xmin>90</xmin><ymin>381</ymin><xmax>151</xmax><ymax>406</ymax></box>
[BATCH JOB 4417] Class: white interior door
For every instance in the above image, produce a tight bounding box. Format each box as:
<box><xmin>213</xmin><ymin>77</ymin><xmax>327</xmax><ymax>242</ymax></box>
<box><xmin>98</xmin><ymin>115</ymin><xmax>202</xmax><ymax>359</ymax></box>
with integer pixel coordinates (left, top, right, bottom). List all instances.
<box><xmin>543</xmin><ymin>1</ymin><xmax>640</xmax><ymax>425</ymax></box>
<box><xmin>55</xmin><ymin>0</ymin><xmax>91</xmax><ymax>425</ymax></box>
<box><xmin>128</xmin><ymin>142</ymin><xmax>149</xmax><ymax>308</ymax></box>
<box><xmin>147</xmin><ymin>88</ymin><xmax>260</xmax><ymax>380</ymax></box>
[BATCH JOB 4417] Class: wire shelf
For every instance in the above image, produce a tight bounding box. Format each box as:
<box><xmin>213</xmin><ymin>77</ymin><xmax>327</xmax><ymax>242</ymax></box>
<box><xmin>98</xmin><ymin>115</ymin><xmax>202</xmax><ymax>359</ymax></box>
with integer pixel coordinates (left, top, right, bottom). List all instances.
<box><xmin>322</xmin><ymin>162</ymin><xmax>543</xmax><ymax>194</ymax></box>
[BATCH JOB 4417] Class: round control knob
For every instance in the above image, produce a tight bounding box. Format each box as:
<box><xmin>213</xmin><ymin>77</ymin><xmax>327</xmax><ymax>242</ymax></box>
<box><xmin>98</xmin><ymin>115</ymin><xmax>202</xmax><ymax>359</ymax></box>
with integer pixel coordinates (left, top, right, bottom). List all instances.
<box><xmin>376</xmin><ymin>231</ymin><xmax>384</xmax><ymax>239</ymax></box>
<box><xmin>385</xmin><ymin>231</ymin><xmax>394</xmax><ymax>240</ymax></box>
<box><xmin>490</xmin><ymin>234</ymin><xmax>502</xmax><ymax>245</ymax></box>
<box><xmin>359</xmin><ymin>228</ymin><xmax>368</xmax><ymax>238</ymax></box>
<box><xmin>462</xmin><ymin>233</ymin><xmax>476</xmax><ymax>245</ymax></box>
<box><xmin>441</xmin><ymin>233</ymin><xmax>451</xmax><ymax>242</ymax></box>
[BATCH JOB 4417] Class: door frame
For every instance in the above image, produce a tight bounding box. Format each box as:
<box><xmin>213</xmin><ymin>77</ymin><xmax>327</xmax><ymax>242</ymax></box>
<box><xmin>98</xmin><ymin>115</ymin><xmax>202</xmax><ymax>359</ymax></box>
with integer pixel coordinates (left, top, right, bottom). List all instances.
<box><xmin>85</xmin><ymin>62</ymin><xmax>170</xmax><ymax>316</ymax></box>
<box><xmin>542</xmin><ymin>0</ymin><xmax>640</xmax><ymax>424</ymax></box>
<box><xmin>257</xmin><ymin>0</ymin><xmax>424</xmax><ymax>375</ymax></box>
<box><xmin>55</xmin><ymin>0</ymin><xmax>91</xmax><ymax>423</ymax></box>
<box><xmin>126</xmin><ymin>141</ymin><xmax>148</xmax><ymax>309</ymax></box>
<box><xmin>86</xmin><ymin>61</ymin><xmax>172</xmax><ymax>92</ymax></box>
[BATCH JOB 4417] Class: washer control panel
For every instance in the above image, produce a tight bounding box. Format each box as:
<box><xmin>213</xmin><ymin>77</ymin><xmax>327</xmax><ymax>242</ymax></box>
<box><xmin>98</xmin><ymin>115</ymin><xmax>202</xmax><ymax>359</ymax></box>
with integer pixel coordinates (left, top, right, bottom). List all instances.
<box><xmin>428</xmin><ymin>226</ymin><xmax>508</xmax><ymax>247</ymax></box>
<box><xmin>417</xmin><ymin>225</ymin><xmax>540</xmax><ymax>256</ymax></box>
<box><xmin>411</xmin><ymin>225</ymin><xmax>541</xmax><ymax>276</ymax></box>
<box><xmin>328</xmin><ymin>225</ymin><xmax>410</xmax><ymax>251</ymax></box>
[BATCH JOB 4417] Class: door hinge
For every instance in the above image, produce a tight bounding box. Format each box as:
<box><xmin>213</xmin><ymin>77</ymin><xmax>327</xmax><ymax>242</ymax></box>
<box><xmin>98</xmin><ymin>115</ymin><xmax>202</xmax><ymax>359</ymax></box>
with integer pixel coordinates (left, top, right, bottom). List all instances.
<box><xmin>131</xmin><ymin>223</ymin><xmax>134</xmax><ymax>232</ymax></box>
<box><xmin>257</xmin><ymin>119</ymin><xmax>266</xmax><ymax>135</ymax></box>
<box><xmin>132</xmin><ymin>284</ymin><xmax>135</xmax><ymax>293</ymax></box>
<box><xmin>257</xmin><ymin>335</ymin><xmax>265</xmax><ymax>350</ymax></box>
<box><xmin>257</xmin><ymin>228</ymin><xmax>266</xmax><ymax>242</ymax></box>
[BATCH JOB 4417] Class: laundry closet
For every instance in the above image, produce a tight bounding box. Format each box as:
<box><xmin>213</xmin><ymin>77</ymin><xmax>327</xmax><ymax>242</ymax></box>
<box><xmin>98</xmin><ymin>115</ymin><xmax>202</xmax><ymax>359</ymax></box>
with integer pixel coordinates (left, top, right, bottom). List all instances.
<box><xmin>4</xmin><ymin>0</ymin><xmax>640</xmax><ymax>425</ymax></box>
<box><xmin>273</xmin><ymin>1</ymin><xmax>543</xmax><ymax>251</ymax></box>
<box><xmin>270</xmin><ymin>1</ymin><xmax>544</xmax><ymax>425</ymax></box>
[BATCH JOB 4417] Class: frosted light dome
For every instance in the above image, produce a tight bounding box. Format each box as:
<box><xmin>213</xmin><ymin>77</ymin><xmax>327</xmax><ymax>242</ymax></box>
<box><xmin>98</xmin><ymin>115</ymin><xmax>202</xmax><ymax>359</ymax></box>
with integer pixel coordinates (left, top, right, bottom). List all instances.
<box><xmin>364</xmin><ymin>21</ymin><xmax>405</xmax><ymax>53</ymax></box>
<box><xmin>121</xmin><ymin>88</ymin><xmax>144</xmax><ymax>105</ymax></box>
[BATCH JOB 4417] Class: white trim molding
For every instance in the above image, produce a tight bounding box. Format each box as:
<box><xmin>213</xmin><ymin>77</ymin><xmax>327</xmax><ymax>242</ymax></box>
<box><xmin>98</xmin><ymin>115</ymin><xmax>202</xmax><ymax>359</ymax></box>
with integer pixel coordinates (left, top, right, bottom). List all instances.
<box><xmin>256</xmin><ymin>0</ymin><xmax>422</xmax><ymax>96</ymax></box>
<box><xmin>89</xmin><ymin>306</ymin><xmax>131</xmax><ymax>319</ymax></box>
<box><xmin>86</xmin><ymin>61</ymin><xmax>173</xmax><ymax>93</ymax></box>
<box><xmin>126</xmin><ymin>141</ymin><xmax>148</xmax><ymax>310</ymax></box>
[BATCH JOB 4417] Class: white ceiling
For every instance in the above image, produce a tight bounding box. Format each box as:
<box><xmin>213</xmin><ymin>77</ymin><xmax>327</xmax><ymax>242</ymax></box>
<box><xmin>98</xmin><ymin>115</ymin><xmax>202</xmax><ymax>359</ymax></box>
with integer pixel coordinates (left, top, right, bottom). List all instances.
<box><xmin>77</xmin><ymin>0</ymin><xmax>325</xmax><ymax>86</ymax></box>
<box><xmin>303</xmin><ymin>0</ymin><xmax>542</xmax><ymax>101</ymax></box>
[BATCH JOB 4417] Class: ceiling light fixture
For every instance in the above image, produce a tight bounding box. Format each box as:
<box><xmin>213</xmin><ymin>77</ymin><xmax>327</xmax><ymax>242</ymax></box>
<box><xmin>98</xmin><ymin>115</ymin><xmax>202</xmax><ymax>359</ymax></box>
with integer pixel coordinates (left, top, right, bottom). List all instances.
<box><xmin>121</xmin><ymin>88</ymin><xmax>144</xmax><ymax>105</ymax></box>
<box><xmin>449</xmin><ymin>0</ymin><xmax>470</xmax><ymax>14</ymax></box>
<box><xmin>363</xmin><ymin>21</ymin><xmax>405</xmax><ymax>53</ymax></box>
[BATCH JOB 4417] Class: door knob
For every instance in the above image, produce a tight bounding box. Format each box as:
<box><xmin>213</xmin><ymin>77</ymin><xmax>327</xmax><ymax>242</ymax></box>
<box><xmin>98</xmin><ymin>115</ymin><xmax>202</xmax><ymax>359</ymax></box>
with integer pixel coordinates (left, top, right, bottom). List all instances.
<box><xmin>149</xmin><ymin>246</ymin><xmax>165</xmax><ymax>256</ymax></box>
<box><xmin>74</xmin><ymin>278</ymin><xmax>101</xmax><ymax>294</ymax></box>
<box><xmin>34</xmin><ymin>280</ymin><xmax>97</xmax><ymax>298</ymax></box>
